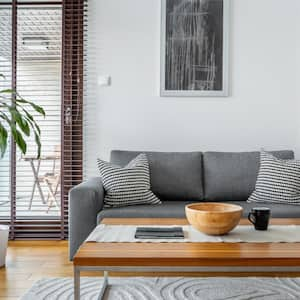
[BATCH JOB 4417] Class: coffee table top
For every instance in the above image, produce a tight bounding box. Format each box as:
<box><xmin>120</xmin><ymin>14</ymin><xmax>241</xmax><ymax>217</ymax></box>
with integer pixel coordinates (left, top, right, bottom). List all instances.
<box><xmin>73</xmin><ymin>218</ymin><xmax>300</xmax><ymax>268</ymax></box>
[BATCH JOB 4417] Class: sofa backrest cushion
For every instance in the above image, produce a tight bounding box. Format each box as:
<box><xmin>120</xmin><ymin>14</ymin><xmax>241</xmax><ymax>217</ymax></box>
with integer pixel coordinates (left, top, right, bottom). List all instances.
<box><xmin>110</xmin><ymin>150</ymin><xmax>204</xmax><ymax>201</ymax></box>
<box><xmin>203</xmin><ymin>150</ymin><xmax>295</xmax><ymax>202</ymax></box>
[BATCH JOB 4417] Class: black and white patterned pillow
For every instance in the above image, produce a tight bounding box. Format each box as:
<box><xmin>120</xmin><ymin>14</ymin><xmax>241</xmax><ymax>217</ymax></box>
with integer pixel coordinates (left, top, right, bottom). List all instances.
<box><xmin>97</xmin><ymin>153</ymin><xmax>161</xmax><ymax>207</ymax></box>
<box><xmin>248</xmin><ymin>150</ymin><xmax>300</xmax><ymax>205</ymax></box>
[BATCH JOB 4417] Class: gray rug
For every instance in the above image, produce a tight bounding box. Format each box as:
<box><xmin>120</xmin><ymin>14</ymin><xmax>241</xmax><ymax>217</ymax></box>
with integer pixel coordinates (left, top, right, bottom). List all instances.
<box><xmin>21</xmin><ymin>277</ymin><xmax>300</xmax><ymax>300</ymax></box>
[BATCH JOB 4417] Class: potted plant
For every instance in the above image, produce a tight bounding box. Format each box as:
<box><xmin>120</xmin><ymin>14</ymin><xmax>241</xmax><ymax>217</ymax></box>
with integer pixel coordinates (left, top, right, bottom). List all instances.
<box><xmin>0</xmin><ymin>73</ymin><xmax>45</xmax><ymax>267</ymax></box>
<box><xmin>0</xmin><ymin>225</ymin><xmax>9</xmax><ymax>267</ymax></box>
<box><xmin>0</xmin><ymin>73</ymin><xmax>45</xmax><ymax>158</ymax></box>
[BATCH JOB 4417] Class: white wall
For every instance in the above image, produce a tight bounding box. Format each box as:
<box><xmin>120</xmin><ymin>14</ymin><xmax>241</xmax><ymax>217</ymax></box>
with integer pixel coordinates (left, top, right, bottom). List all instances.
<box><xmin>85</xmin><ymin>0</ymin><xmax>300</xmax><ymax>175</ymax></box>
<box><xmin>296</xmin><ymin>0</ymin><xmax>300</xmax><ymax>154</ymax></box>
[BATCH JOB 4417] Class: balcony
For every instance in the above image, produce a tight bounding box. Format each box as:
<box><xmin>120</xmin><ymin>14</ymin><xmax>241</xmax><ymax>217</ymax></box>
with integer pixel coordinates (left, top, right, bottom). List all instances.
<box><xmin>0</xmin><ymin>5</ymin><xmax>62</xmax><ymax>220</ymax></box>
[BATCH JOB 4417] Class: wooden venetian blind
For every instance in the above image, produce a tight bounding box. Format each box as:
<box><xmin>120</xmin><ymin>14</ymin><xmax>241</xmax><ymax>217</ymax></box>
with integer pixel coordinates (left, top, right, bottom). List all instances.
<box><xmin>0</xmin><ymin>0</ymin><xmax>86</xmax><ymax>239</ymax></box>
<box><xmin>61</xmin><ymin>0</ymin><xmax>87</xmax><ymax>239</ymax></box>
<box><xmin>0</xmin><ymin>1</ymin><xmax>64</xmax><ymax>239</ymax></box>
<box><xmin>14</xmin><ymin>3</ymin><xmax>63</xmax><ymax>239</ymax></box>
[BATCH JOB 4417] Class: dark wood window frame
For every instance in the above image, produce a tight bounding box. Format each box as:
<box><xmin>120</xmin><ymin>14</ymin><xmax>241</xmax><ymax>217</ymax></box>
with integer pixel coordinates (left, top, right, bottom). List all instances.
<box><xmin>61</xmin><ymin>0</ymin><xmax>85</xmax><ymax>239</ymax></box>
<box><xmin>0</xmin><ymin>0</ymin><xmax>85</xmax><ymax>239</ymax></box>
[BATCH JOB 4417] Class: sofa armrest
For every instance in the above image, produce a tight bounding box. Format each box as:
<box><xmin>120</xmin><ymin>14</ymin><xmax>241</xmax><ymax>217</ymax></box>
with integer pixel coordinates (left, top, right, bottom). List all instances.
<box><xmin>69</xmin><ymin>177</ymin><xmax>104</xmax><ymax>259</ymax></box>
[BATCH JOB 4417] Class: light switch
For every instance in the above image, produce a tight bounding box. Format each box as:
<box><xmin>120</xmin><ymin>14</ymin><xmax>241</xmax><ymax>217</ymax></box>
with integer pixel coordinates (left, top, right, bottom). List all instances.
<box><xmin>97</xmin><ymin>75</ymin><xmax>111</xmax><ymax>87</ymax></box>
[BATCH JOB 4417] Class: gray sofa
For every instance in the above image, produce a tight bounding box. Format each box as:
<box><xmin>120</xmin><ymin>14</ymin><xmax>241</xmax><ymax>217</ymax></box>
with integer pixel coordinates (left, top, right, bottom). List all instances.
<box><xmin>69</xmin><ymin>150</ymin><xmax>300</xmax><ymax>259</ymax></box>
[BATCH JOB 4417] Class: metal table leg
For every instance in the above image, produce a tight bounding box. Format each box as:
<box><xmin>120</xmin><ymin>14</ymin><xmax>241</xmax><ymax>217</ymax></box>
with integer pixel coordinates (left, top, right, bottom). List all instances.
<box><xmin>74</xmin><ymin>266</ymin><xmax>80</xmax><ymax>300</ymax></box>
<box><xmin>74</xmin><ymin>267</ymin><xmax>108</xmax><ymax>300</ymax></box>
<box><xmin>29</xmin><ymin>159</ymin><xmax>46</xmax><ymax>207</ymax></box>
<box><xmin>98</xmin><ymin>271</ymin><xmax>109</xmax><ymax>300</ymax></box>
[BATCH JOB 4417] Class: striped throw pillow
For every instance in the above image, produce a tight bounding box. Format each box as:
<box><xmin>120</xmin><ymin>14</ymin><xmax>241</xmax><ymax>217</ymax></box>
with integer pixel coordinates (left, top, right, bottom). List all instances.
<box><xmin>248</xmin><ymin>150</ymin><xmax>300</xmax><ymax>205</ymax></box>
<box><xmin>97</xmin><ymin>153</ymin><xmax>161</xmax><ymax>207</ymax></box>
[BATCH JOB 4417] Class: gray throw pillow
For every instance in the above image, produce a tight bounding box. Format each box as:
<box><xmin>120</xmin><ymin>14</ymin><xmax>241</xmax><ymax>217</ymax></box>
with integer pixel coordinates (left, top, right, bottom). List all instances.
<box><xmin>248</xmin><ymin>151</ymin><xmax>300</xmax><ymax>205</ymax></box>
<box><xmin>97</xmin><ymin>153</ymin><xmax>161</xmax><ymax>207</ymax></box>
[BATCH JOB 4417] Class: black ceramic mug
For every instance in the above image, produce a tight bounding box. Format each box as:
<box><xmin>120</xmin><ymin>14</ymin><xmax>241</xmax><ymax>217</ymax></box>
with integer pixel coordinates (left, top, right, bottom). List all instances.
<box><xmin>248</xmin><ymin>207</ymin><xmax>271</xmax><ymax>230</ymax></box>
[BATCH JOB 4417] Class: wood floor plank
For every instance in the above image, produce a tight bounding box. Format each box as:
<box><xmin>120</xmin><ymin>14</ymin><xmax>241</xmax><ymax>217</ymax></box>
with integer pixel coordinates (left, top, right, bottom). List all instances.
<box><xmin>0</xmin><ymin>288</ymin><xmax>29</xmax><ymax>298</ymax></box>
<box><xmin>0</xmin><ymin>281</ymin><xmax>36</xmax><ymax>289</ymax></box>
<box><xmin>0</xmin><ymin>241</ymin><xmax>72</xmax><ymax>299</ymax></box>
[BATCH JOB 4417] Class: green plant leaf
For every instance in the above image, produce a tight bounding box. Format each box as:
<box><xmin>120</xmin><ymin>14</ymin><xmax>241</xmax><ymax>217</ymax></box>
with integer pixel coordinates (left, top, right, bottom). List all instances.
<box><xmin>0</xmin><ymin>111</ymin><xmax>11</xmax><ymax>124</ymax></box>
<box><xmin>0</xmin><ymin>89</ymin><xmax>14</xmax><ymax>94</ymax></box>
<box><xmin>0</xmin><ymin>122</ymin><xmax>8</xmax><ymax>158</ymax></box>
<box><xmin>34</xmin><ymin>130</ymin><xmax>41</xmax><ymax>159</ymax></box>
<box><xmin>11</xmin><ymin>127</ymin><xmax>27</xmax><ymax>155</ymax></box>
<box><xmin>19</xmin><ymin>109</ymin><xmax>42</xmax><ymax>158</ymax></box>
<box><xmin>30</xmin><ymin>103</ymin><xmax>46</xmax><ymax>117</ymax></box>
<box><xmin>16</xmin><ymin>98</ymin><xmax>46</xmax><ymax>117</ymax></box>
<box><xmin>9</xmin><ymin>108</ymin><xmax>30</xmax><ymax>136</ymax></box>
<box><xmin>21</xmin><ymin>119</ymin><xmax>30</xmax><ymax>136</ymax></box>
<box><xmin>21</xmin><ymin>108</ymin><xmax>41</xmax><ymax>135</ymax></box>
<box><xmin>0</xmin><ymin>85</ymin><xmax>44</xmax><ymax>159</ymax></box>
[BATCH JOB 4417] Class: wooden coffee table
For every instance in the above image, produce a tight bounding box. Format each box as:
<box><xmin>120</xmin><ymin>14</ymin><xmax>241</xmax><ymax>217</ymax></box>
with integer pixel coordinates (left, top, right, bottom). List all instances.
<box><xmin>73</xmin><ymin>218</ymin><xmax>300</xmax><ymax>300</ymax></box>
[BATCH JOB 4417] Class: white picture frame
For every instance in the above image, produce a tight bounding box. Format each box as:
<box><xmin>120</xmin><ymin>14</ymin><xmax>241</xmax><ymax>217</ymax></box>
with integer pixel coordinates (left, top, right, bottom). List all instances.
<box><xmin>160</xmin><ymin>0</ymin><xmax>230</xmax><ymax>97</ymax></box>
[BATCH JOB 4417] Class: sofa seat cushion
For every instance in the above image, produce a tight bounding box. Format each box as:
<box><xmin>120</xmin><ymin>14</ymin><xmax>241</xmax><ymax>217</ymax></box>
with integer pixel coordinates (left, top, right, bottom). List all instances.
<box><xmin>203</xmin><ymin>150</ymin><xmax>294</xmax><ymax>202</ymax></box>
<box><xmin>228</xmin><ymin>201</ymin><xmax>300</xmax><ymax>218</ymax></box>
<box><xmin>110</xmin><ymin>150</ymin><xmax>203</xmax><ymax>201</ymax></box>
<box><xmin>97</xmin><ymin>200</ymin><xmax>300</xmax><ymax>224</ymax></box>
<box><xmin>97</xmin><ymin>201</ymin><xmax>194</xmax><ymax>224</ymax></box>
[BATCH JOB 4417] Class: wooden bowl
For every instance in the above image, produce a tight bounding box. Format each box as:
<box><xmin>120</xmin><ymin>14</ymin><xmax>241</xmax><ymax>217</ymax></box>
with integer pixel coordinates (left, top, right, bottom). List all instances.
<box><xmin>185</xmin><ymin>203</ymin><xmax>243</xmax><ymax>235</ymax></box>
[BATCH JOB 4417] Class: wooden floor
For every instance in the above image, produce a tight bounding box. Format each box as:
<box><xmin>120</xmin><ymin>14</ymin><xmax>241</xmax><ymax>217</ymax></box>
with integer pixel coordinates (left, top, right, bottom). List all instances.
<box><xmin>0</xmin><ymin>241</ymin><xmax>71</xmax><ymax>300</ymax></box>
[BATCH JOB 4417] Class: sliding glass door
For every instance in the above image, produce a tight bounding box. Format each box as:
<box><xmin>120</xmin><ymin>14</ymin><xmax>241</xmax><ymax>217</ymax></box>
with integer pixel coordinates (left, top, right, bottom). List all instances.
<box><xmin>0</xmin><ymin>5</ymin><xmax>12</xmax><ymax>221</ymax></box>
<box><xmin>0</xmin><ymin>0</ymin><xmax>85</xmax><ymax>239</ymax></box>
<box><xmin>15</xmin><ymin>5</ymin><xmax>62</xmax><ymax>219</ymax></box>
<box><xmin>0</xmin><ymin>1</ymin><xmax>63</xmax><ymax>238</ymax></box>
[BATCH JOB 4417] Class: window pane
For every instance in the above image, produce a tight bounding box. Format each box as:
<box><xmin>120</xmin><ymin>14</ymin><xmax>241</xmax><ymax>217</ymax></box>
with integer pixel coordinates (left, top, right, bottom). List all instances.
<box><xmin>0</xmin><ymin>5</ymin><xmax>12</xmax><ymax>220</ymax></box>
<box><xmin>15</xmin><ymin>6</ymin><xmax>62</xmax><ymax>218</ymax></box>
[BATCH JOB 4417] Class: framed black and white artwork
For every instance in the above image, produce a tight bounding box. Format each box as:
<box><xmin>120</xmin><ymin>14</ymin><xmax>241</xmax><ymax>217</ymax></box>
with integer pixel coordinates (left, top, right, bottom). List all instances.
<box><xmin>160</xmin><ymin>0</ymin><xmax>229</xmax><ymax>97</ymax></box>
